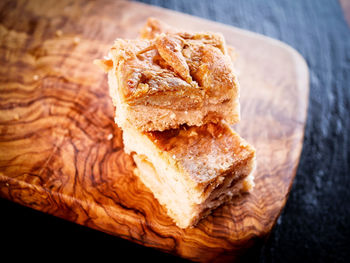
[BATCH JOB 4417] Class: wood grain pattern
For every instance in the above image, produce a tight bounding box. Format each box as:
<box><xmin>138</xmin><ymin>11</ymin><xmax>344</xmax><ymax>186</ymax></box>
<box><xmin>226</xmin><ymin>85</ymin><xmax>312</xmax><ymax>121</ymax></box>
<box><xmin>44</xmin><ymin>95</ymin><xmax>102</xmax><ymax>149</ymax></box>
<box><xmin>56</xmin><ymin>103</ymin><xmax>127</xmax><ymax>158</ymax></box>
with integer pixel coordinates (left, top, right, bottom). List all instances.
<box><xmin>0</xmin><ymin>0</ymin><xmax>309</xmax><ymax>262</ymax></box>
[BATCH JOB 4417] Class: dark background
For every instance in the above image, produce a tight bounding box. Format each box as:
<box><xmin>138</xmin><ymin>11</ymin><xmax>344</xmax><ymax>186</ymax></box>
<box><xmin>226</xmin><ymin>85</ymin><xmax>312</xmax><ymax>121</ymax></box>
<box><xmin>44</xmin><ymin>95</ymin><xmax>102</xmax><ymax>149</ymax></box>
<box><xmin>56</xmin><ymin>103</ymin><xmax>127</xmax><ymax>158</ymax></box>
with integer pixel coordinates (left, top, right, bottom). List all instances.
<box><xmin>1</xmin><ymin>0</ymin><xmax>349</xmax><ymax>262</ymax></box>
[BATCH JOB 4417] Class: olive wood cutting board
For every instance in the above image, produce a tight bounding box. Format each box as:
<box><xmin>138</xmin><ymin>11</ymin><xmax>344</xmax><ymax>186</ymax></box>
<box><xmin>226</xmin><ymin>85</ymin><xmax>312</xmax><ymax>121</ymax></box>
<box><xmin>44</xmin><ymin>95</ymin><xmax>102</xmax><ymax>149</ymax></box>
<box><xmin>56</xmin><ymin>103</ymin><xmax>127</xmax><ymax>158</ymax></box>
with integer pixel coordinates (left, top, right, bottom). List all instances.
<box><xmin>0</xmin><ymin>0</ymin><xmax>309</xmax><ymax>262</ymax></box>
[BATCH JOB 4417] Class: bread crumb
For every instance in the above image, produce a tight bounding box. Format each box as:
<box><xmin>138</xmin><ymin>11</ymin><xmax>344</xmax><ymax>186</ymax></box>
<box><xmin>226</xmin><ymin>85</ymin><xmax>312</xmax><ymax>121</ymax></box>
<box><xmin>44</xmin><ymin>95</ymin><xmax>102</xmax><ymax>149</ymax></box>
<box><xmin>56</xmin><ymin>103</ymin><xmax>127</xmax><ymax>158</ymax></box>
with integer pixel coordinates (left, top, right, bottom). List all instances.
<box><xmin>73</xmin><ymin>36</ymin><xmax>80</xmax><ymax>45</ymax></box>
<box><xmin>33</xmin><ymin>75</ymin><xmax>39</xmax><ymax>81</ymax></box>
<box><xmin>107</xmin><ymin>133</ymin><xmax>113</xmax><ymax>140</ymax></box>
<box><xmin>104</xmin><ymin>54</ymin><xmax>111</xmax><ymax>60</ymax></box>
<box><xmin>189</xmin><ymin>130</ymin><xmax>198</xmax><ymax>137</ymax></box>
<box><xmin>6</xmin><ymin>183</ymin><xmax>9</xmax><ymax>187</ymax></box>
<box><xmin>55</xmin><ymin>30</ymin><xmax>63</xmax><ymax>37</ymax></box>
<box><xmin>13</xmin><ymin>113</ymin><xmax>20</xmax><ymax>120</ymax></box>
<box><xmin>170</xmin><ymin>113</ymin><xmax>176</xmax><ymax>119</ymax></box>
<box><xmin>184</xmin><ymin>111</ymin><xmax>188</xmax><ymax>115</ymax></box>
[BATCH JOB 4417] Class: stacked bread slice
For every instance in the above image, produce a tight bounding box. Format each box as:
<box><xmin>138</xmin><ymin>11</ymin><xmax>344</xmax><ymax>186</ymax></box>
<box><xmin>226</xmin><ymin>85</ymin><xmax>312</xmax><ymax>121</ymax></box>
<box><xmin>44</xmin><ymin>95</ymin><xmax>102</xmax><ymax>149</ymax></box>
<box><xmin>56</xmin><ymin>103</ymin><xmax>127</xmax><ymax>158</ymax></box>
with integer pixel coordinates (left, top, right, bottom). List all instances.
<box><xmin>95</xmin><ymin>18</ymin><xmax>256</xmax><ymax>228</ymax></box>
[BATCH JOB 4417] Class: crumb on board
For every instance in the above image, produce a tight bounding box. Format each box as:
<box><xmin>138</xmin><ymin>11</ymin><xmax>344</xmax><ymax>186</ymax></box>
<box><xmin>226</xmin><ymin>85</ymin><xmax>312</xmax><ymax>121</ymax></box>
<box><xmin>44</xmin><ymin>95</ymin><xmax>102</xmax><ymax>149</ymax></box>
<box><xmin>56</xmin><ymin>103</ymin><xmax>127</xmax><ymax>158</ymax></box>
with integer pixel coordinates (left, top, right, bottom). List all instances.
<box><xmin>33</xmin><ymin>75</ymin><xmax>39</xmax><ymax>81</ymax></box>
<box><xmin>189</xmin><ymin>130</ymin><xmax>198</xmax><ymax>137</ymax></box>
<box><xmin>13</xmin><ymin>113</ymin><xmax>20</xmax><ymax>120</ymax></box>
<box><xmin>73</xmin><ymin>36</ymin><xmax>80</xmax><ymax>45</ymax></box>
<box><xmin>107</xmin><ymin>133</ymin><xmax>113</xmax><ymax>140</ymax></box>
<box><xmin>55</xmin><ymin>30</ymin><xmax>63</xmax><ymax>37</ymax></box>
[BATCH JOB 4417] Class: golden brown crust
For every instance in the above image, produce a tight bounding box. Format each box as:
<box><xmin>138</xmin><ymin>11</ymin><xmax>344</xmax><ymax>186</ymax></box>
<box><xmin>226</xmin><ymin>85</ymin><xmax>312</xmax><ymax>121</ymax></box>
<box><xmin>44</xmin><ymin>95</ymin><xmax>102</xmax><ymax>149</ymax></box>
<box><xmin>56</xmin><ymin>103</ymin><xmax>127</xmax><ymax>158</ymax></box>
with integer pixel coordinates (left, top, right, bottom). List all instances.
<box><xmin>96</xmin><ymin>18</ymin><xmax>241</xmax><ymax>130</ymax></box>
<box><xmin>153</xmin><ymin>32</ymin><xmax>237</xmax><ymax>102</ymax></box>
<box><xmin>145</xmin><ymin>121</ymin><xmax>256</xmax><ymax>183</ymax></box>
<box><xmin>155</xmin><ymin>34</ymin><xmax>192</xmax><ymax>83</ymax></box>
<box><xmin>103</xmin><ymin>18</ymin><xmax>239</xmax><ymax>110</ymax></box>
<box><xmin>109</xmin><ymin>39</ymin><xmax>204</xmax><ymax>110</ymax></box>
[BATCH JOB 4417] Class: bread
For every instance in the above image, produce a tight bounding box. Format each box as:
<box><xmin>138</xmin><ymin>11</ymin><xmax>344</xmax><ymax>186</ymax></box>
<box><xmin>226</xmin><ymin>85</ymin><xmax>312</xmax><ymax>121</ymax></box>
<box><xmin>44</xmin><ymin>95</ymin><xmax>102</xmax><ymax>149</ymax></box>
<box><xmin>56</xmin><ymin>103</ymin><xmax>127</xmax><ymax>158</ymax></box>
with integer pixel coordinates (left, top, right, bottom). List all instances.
<box><xmin>95</xmin><ymin>19</ymin><xmax>240</xmax><ymax>131</ymax></box>
<box><xmin>95</xmin><ymin>18</ymin><xmax>256</xmax><ymax>229</ymax></box>
<box><xmin>122</xmin><ymin>121</ymin><xmax>256</xmax><ymax>228</ymax></box>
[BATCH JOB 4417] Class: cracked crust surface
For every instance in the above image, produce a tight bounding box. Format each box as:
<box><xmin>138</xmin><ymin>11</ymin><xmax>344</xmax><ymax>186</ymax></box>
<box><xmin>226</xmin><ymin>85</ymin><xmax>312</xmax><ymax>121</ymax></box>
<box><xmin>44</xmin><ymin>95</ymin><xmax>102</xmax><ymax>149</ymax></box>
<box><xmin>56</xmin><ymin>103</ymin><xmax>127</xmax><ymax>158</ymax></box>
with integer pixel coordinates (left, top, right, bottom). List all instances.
<box><xmin>96</xmin><ymin>18</ymin><xmax>240</xmax><ymax>131</ymax></box>
<box><xmin>145</xmin><ymin>121</ymin><xmax>256</xmax><ymax>183</ymax></box>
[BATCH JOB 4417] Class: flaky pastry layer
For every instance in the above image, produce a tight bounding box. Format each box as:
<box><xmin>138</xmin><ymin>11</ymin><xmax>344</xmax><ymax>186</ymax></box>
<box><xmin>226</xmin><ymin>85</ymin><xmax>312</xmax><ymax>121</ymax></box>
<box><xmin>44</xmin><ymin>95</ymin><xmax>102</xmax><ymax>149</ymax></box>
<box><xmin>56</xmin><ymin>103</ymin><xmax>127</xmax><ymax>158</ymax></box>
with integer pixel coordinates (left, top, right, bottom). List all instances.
<box><xmin>122</xmin><ymin>121</ymin><xmax>256</xmax><ymax>228</ymax></box>
<box><xmin>95</xmin><ymin>18</ymin><xmax>240</xmax><ymax>131</ymax></box>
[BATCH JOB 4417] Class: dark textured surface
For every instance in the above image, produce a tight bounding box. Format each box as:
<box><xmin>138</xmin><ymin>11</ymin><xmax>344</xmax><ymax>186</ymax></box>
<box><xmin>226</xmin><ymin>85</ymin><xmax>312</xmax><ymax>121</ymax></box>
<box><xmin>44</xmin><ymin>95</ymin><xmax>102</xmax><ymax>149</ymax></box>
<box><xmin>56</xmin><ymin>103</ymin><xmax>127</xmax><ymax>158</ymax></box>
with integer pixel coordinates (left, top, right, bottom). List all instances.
<box><xmin>1</xmin><ymin>0</ymin><xmax>349</xmax><ymax>262</ymax></box>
